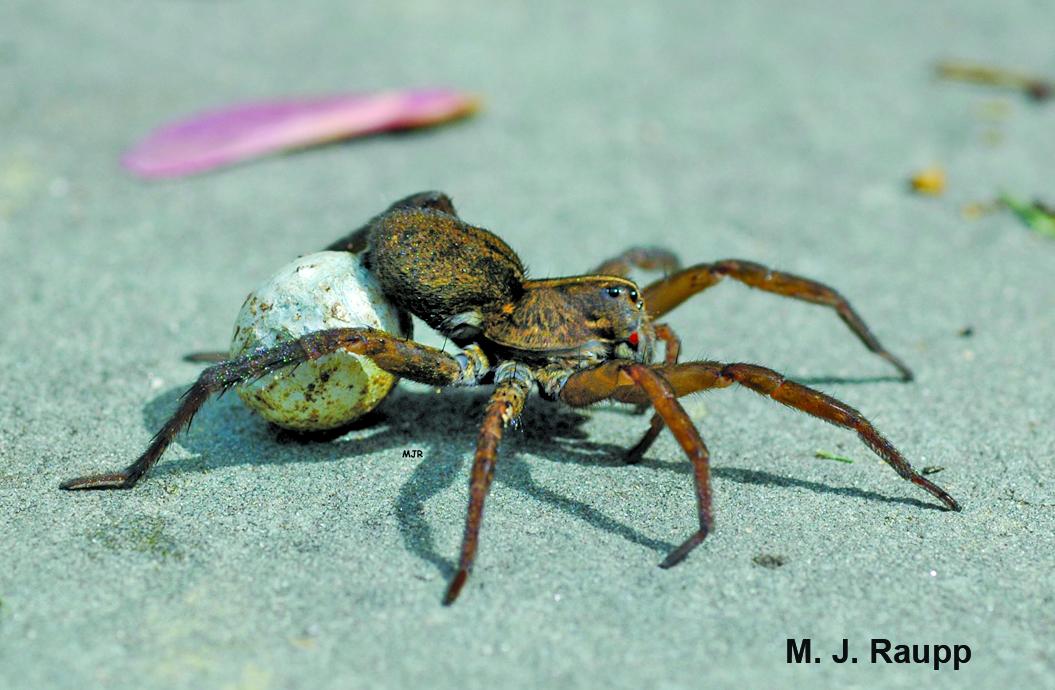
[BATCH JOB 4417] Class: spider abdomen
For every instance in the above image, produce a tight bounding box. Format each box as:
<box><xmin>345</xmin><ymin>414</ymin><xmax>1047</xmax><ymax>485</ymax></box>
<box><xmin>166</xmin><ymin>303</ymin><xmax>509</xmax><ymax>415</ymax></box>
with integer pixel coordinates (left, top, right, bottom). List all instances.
<box><xmin>369</xmin><ymin>208</ymin><xmax>525</xmax><ymax>333</ymax></box>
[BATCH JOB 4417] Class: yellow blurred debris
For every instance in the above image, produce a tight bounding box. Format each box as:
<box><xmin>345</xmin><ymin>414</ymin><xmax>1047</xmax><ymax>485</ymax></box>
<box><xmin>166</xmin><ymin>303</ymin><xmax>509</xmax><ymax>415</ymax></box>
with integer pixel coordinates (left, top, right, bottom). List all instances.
<box><xmin>961</xmin><ymin>201</ymin><xmax>1001</xmax><ymax>220</ymax></box>
<box><xmin>909</xmin><ymin>167</ymin><xmax>946</xmax><ymax>196</ymax></box>
<box><xmin>974</xmin><ymin>99</ymin><xmax>1013</xmax><ymax>120</ymax></box>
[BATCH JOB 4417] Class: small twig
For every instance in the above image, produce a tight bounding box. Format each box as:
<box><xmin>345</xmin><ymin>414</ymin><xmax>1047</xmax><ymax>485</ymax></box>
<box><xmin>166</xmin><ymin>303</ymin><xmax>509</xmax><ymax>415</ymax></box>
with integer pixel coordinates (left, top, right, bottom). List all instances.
<box><xmin>1035</xmin><ymin>200</ymin><xmax>1055</xmax><ymax>216</ymax></box>
<box><xmin>814</xmin><ymin>450</ymin><xmax>854</xmax><ymax>464</ymax></box>
<box><xmin>752</xmin><ymin>554</ymin><xmax>787</xmax><ymax>569</ymax></box>
<box><xmin>999</xmin><ymin>194</ymin><xmax>1055</xmax><ymax>239</ymax></box>
<box><xmin>936</xmin><ymin>60</ymin><xmax>1053</xmax><ymax>101</ymax></box>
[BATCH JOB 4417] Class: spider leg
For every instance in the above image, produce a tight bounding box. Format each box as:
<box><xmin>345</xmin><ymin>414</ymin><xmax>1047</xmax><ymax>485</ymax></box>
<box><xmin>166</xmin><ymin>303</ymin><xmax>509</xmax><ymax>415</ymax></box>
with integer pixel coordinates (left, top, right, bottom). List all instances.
<box><xmin>621</xmin><ymin>364</ymin><xmax>713</xmax><ymax>568</ymax></box>
<box><xmin>654</xmin><ymin>323</ymin><xmax>682</xmax><ymax>365</ymax></box>
<box><xmin>325</xmin><ymin>190</ymin><xmax>457</xmax><ymax>253</ymax></box>
<box><xmin>592</xmin><ymin>246</ymin><xmax>681</xmax><ymax>277</ymax></box>
<box><xmin>641</xmin><ymin>260</ymin><xmax>914</xmax><ymax>381</ymax></box>
<box><xmin>61</xmin><ymin>328</ymin><xmax>483</xmax><ymax>491</ymax></box>
<box><xmin>560</xmin><ymin>360</ymin><xmax>959</xmax><ymax>512</ymax></box>
<box><xmin>629</xmin><ymin>321</ymin><xmax>681</xmax><ymax>441</ymax></box>
<box><xmin>183</xmin><ymin>351</ymin><xmax>228</xmax><ymax>363</ymax></box>
<box><xmin>444</xmin><ymin>371</ymin><xmax>532</xmax><ymax>605</ymax></box>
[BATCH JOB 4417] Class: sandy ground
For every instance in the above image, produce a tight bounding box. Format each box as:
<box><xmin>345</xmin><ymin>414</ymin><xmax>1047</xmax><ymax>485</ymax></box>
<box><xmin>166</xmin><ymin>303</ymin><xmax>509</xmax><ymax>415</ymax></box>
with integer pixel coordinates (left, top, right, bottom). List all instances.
<box><xmin>1</xmin><ymin>2</ymin><xmax>1053</xmax><ymax>688</ymax></box>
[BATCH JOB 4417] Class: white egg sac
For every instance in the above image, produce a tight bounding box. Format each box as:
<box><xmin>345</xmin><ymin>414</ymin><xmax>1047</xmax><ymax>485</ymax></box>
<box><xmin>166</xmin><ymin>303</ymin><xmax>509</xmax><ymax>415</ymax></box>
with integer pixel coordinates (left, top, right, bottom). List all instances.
<box><xmin>230</xmin><ymin>251</ymin><xmax>410</xmax><ymax>430</ymax></box>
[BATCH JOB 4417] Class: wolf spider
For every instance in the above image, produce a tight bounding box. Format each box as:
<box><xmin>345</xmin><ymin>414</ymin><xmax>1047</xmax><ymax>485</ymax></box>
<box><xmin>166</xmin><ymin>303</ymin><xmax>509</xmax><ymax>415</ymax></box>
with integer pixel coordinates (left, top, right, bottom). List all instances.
<box><xmin>62</xmin><ymin>191</ymin><xmax>960</xmax><ymax>604</ymax></box>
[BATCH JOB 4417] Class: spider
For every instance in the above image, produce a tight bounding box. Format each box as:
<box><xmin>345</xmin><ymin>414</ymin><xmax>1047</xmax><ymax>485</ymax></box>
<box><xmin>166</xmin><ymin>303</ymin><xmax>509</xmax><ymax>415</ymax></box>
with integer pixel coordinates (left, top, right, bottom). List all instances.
<box><xmin>62</xmin><ymin>191</ymin><xmax>961</xmax><ymax>604</ymax></box>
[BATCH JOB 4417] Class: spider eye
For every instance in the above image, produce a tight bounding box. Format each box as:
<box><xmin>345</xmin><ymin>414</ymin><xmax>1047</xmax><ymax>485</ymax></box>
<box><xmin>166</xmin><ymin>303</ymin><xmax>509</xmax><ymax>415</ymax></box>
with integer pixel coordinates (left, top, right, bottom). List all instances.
<box><xmin>605</xmin><ymin>286</ymin><xmax>623</xmax><ymax>298</ymax></box>
<box><xmin>628</xmin><ymin>288</ymin><xmax>638</xmax><ymax>303</ymax></box>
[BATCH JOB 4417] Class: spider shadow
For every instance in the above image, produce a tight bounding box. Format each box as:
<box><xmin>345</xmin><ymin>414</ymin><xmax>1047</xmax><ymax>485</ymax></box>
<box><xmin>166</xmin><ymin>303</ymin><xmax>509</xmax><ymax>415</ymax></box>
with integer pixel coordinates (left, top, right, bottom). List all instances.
<box><xmin>142</xmin><ymin>381</ymin><xmax>939</xmax><ymax>579</ymax></box>
<box><xmin>652</xmin><ymin>463</ymin><xmax>940</xmax><ymax>513</ymax></box>
<box><xmin>142</xmin><ymin>384</ymin><xmax>673</xmax><ymax>577</ymax></box>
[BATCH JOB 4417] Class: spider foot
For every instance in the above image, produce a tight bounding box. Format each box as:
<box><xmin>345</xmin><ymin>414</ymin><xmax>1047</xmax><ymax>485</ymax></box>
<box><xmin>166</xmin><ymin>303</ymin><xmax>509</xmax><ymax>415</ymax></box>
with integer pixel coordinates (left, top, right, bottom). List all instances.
<box><xmin>625</xmin><ymin>414</ymin><xmax>666</xmax><ymax>465</ymax></box>
<box><xmin>443</xmin><ymin>569</ymin><xmax>469</xmax><ymax>606</ymax></box>
<box><xmin>60</xmin><ymin>471</ymin><xmax>139</xmax><ymax>491</ymax></box>
<box><xmin>624</xmin><ymin>438</ymin><xmax>650</xmax><ymax>465</ymax></box>
<box><xmin>659</xmin><ymin>530</ymin><xmax>709</xmax><ymax>569</ymax></box>
<box><xmin>884</xmin><ymin>352</ymin><xmax>914</xmax><ymax>382</ymax></box>
<box><xmin>912</xmin><ymin>475</ymin><xmax>961</xmax><ymax>512</ymax></box>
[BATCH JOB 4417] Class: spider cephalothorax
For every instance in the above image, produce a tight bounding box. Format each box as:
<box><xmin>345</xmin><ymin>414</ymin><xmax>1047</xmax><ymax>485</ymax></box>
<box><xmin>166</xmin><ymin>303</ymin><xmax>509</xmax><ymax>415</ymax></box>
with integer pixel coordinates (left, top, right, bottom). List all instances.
<box><xmin>63</xmin><ymin>191</ymin><xmax>960</xmax><ymax>605</ymax></box>
<box><xmin>369</xmin><ymin>206</ymin><xmax>655</xmax><ymax>368</ymax></box>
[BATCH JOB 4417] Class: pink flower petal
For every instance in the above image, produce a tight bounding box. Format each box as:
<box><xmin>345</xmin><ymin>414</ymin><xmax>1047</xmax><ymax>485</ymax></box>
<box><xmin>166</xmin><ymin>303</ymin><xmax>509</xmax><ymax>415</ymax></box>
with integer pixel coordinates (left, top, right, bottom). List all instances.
<box><xmin>122</xmin><ymin>89</ymin><xmax>480</xmax><ymax>179</ymax></box>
